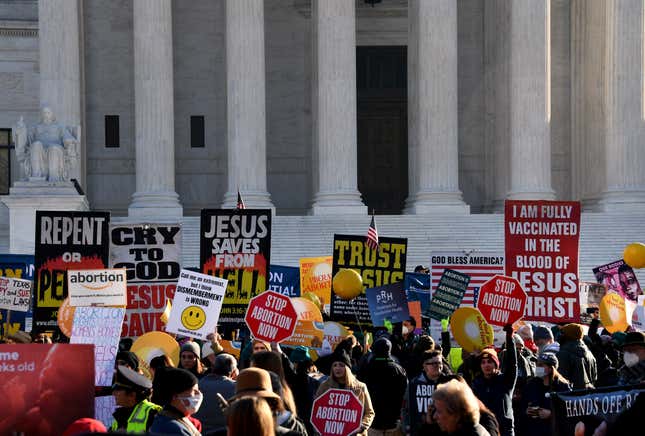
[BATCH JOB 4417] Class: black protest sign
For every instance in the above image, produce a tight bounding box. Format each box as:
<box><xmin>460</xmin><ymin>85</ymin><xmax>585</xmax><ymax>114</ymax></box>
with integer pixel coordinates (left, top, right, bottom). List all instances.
<box><xmin>330</xmin><ymin>234</ymin><xmax>407</xmax><ymax>324</ymax></box>
<box><xmin>200</xmin><ymin>209</ymin><xmax>271</xmax><ymax>324</ymax></box>
<box><xmin>406</xmin><ymin>377</ymin><xmax>437</xmax><ymax>435</ymax></box>
<box><xmin>428</xmin><ymin>269</ymin><xmax>470</xmax><ymax>321</ymax></box>
<box><xmin>34</xmin><ymin>211</ymin><xmax>110</xmax><ymax>332</ymax></box>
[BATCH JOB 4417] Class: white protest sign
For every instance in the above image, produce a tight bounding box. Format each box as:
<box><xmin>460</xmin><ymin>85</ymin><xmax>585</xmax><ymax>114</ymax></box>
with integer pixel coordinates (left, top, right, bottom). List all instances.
<box><xmin>70</xmin><ymin>306</ymin><xmax>126</xmax><ymax>386</ymax></box>
<box><xmin>68</xmin><ymin>269</ymin><xmax>127</xmax><ymax>307</ymax></box>
<box><xmin>0</xmin><ymin>277</ymin><xmax>32</xmax><ymax>312</ymax></box>
<box><xmin>166</xmin><ymin>269</ymin><xmax>228</xmax><ymax>340</ymax></box>
<box><xmin>95</xmin><ymin>396</ymin><xmax>117</xmax><ymax>428</ymax></box>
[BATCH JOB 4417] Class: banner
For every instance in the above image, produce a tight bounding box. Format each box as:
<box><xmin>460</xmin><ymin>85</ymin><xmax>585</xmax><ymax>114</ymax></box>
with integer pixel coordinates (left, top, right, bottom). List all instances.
<box><xmin>70</xmin><ymin>306</ymin><xmax>125</xmax><ymax>386</ymax></box>
<box><xmin>34</xmin><ymin>211</ymin><xmax>110</xmax><ymax>332</ymax></box>
<box><xmin>505</xmin><ymin>200</ymin><xmax>581</xmax><ymax>323</ymax></box>
<box><xmin>365</xmin><ymin>282</ymin><xmax>409</xmax><ymax>326</ymax></box>
<box><xmin>0</xmin><ymin>277</ymin><xmax>31</xmax><ymax>312</ymax></box>
<box><xmin>0</xmin><ymin>254</ymin><xmax>35</xmax><ymax>334</ymax></box>
<box><xmin>0</xmin><ymin>344</ymin><xmax>95</xmax><ymax>435</ymax></box>
<box><xmin>269</xmin><ymin>265</ymin><xmax>301</xmax><ymax>297</ymax></box>
<box><xmin>579</xmin><ymin>282</ymin><xmax>607</xmax><ymax>324</ymax></box>
<box><xmin>300</xmin><ymin>256</ymin><xmax>333</xmax><ymax>313</ymax></box>
<box><xmin>593</xmin><ymin>259</ymin><xmax>643</xmax><ymax>303</ymax></box>
<box><xmin>67</xmin><ymin>268</ymin><xmax>127</xmax><ymax>307</ymax></box>
<box><xmin>110</xmin><ymin>223</ymin><xmax>182</xmax><ymax>337</ymax></box>
<box><xmin>551</xmin><ymin>385</ymin><xmax>645</xmax><ymax>436</ymax></box>
<box><xmin>428</xmin><ymin>269</ymin><xmax>471</xmax><ymax>321</ymax></box>
<box><xmin>330</xmin><ymin>234</ymin><xmax>407</xmax><ymax>324</ymax></box>
<box><xmin>166</xmin><ymin>269</ymin><xmax>228</xmax><ymax>340</ymax></box>
<box><xmin>200</xmin><ymin>209</ymin><xmax>271</xmax><ymax>324</ymax></box>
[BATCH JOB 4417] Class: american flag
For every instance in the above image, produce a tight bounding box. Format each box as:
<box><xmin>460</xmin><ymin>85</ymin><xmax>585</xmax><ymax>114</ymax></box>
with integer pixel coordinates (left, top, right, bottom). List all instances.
<box><xmin>365</xmin><ymin>215</ymin><xmax>379</xmax><ymax>251</ymax></box>
<box><xmin>236</xmin><ymin>190</ymin><xmax>245</xmax><ymax>209</ymax></box>
<box><xmin>430</xmin><ymin>251</ymin><xmax>505</xmax><ymax>306</ymax></box>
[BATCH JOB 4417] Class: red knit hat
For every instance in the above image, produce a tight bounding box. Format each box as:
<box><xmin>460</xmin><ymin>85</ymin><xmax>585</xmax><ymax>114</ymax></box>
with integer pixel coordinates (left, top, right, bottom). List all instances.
<box><xmin>62</xmin><ymin>418</ymin><xmax>107</xmax><ymax>436</ymax></box>
<box><xmin>479</xmin><ymin>348</ymin><xmax>500</xmax><ymax>368</ymax></box>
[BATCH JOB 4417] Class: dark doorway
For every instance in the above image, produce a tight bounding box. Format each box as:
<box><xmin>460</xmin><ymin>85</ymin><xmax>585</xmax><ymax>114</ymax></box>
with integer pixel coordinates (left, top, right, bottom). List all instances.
<box><xmin>357</xmin><ymin>46</ymin><xmax>408</xmax><ymax>215</ymax></box>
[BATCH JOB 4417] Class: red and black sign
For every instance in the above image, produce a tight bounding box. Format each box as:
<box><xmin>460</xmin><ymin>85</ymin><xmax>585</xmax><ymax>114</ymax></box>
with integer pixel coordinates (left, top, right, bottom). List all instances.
<box><xmin>245</xmin><ymin>290</ymin><xmax>297</xmax><ymax>343</ymax></box>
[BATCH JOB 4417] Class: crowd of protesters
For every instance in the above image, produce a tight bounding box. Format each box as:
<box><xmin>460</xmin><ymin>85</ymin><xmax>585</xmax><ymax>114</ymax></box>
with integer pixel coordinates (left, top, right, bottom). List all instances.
<box><xmin>2</xmin><ymin>308</ymin><xmax>645</xmax><ymax>436</ymax></box>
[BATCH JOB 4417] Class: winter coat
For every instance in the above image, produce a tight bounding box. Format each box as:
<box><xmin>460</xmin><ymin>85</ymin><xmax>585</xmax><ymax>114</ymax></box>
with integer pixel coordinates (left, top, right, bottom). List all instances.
<box><xmin>556</xmin><ymin>339</ymin><xmax>597</xmax><ymax>389</ymax></box>
<box><xmin>149</xmin><ymin>406</ymin><xmax>201</xmax><ymax>435</ymax></box>
<box><xmin>519</xmin><ymin>376</ymin><xmax>571</xmax><ymax>436</ymax></box>
<box><xmin>275</xmin><ymin>410</ymin><xmax>308</xmax><ymax>436</ymax></box>
<box><xmin>362</xmin><ymin>357</ymin><xmax>408</xmax><ymax>430</ymax></box>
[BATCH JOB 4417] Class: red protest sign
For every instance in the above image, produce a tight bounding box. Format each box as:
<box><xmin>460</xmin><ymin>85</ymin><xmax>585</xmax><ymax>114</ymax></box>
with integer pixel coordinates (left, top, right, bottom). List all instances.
<box><xmin>505</xmin><ymin>200</ymin><xmax>581</xmax><ymax>323</ymax></box>
<box><xmin>311</xmin><ymin>388</ymin><xmax>364</xmax><ymax>436</ymax></box>
<box><xmin>478</xmin><ymin>275</ymin><xmax>527</xmax><ymax>327</ymax></box>
<box><xmin>245</xmin><ymin>290</ymin><xmax>297</xmax><ymax>343</ymax></box>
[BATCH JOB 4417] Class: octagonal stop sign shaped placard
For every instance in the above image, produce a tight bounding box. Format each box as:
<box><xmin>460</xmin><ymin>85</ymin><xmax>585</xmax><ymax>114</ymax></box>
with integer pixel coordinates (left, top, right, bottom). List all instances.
<box><xmin>311</xmin><ymin>388</ymin><xmax>364</xmax><ymax>436</ymax></box>
<box><xmin>478</xmin><ymin>275</ymin><xmax>527</xmax><ymax>327</ymax></box>
<box><xmin>245</xmin><ymin>290</ymin><xmax>297</xmax><ymax>343</ymax></box>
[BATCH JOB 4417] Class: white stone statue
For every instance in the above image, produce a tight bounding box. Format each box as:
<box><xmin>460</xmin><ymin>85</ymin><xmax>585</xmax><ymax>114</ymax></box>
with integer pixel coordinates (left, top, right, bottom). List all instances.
<box><xmin>13</xmin><ymin>106</ymin><xmax>80</xmax><ymax>182</ymax></box>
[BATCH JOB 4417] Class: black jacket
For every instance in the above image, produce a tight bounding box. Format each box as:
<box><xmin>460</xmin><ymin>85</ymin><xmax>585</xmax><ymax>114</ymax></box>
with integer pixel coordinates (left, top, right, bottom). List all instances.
<box><xmin>556</xmin><ymin>339</ymin><xmax>597</xmax><ymax>389</ymax></box>
<box><xmin>362</xmin><ymin>356</ymin><xmax>408</xmax><ymax>429</ymax></box>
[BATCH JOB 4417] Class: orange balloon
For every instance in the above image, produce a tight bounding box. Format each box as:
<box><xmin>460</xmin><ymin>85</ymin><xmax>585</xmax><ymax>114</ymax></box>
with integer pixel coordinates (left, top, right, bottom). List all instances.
<box><xmin>57</xmin><ymin>297</ymin><xmax>75</xmax><ymax>337</ymax></box>
<box><xmin>599</xmin><ymin>293</ymin><xmax>629</xmax><ymax>333</ymax></box>
<box><xmin>332</xmin><ymin>269</ymin><xmax>363</xmax><ymax>300</ymax></box>
<box><xmin>624</xmin><ymin>243</ymin><xmax>645</xmax><ymax>269</ymax></box>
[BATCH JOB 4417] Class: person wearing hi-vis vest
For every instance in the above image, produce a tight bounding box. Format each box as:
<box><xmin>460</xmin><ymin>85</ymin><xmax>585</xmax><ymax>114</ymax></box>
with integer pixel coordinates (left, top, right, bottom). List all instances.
<box><xmin>111</xmin><ymin>365</ymin><xmax>161</xmax><ymax>432</ymax></box>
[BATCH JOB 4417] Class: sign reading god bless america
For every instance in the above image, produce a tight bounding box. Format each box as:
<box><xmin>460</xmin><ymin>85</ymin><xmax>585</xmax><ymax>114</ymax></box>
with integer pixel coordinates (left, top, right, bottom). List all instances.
<box><xmin>67</xmin><ymin>269</ymin><xmax>127</xmax><ymax>307</ymax></box>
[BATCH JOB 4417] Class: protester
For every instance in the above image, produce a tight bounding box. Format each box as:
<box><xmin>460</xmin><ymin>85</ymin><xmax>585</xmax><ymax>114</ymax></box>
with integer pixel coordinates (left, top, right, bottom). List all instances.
<box><xmin>193</xmin><ymin>353</ymin><xmax>237</xmax><ymax>435</ymax></box>
<box><xmin>116</xmin><ymin>350</ymin><xmax>140</xmax><ymax>372</ymax></box>
<box><xmin>251</xmin><ymin>350</ymin><xmax>298</xmax><ymax>415</ymax></box>
<box><xmin>533</xmin><ymin>326</ymin><xmax>559</xmax><ymax>354</ymax></box>
<box><xmin>617</xmin><ymin>331</ymin><xmax>645</xmax><ymax>385</ymax></box>
<box><xmin>201</xmin><ymin>341</ymin><xmax>217</xmax><ymax>369</ymax></box>
<box><xmin>149</xmin><ymin>367</ymin><xmax>203</xmax><ymax>435</ymax></box>
<box><xmin>556</xmin><ymin>323</ymin><xmax>597</xmax><ymax>389</ymax></box>
<box><xmin>471</xmin><ymin>324</ymin><xmax>517</xmax><ymax>436</ymax></box>
<box><xmin>315</xmin><ymin>335</ymin><xmax>359</xmax><ymax>375</ymax></box>
<box><xmin>226</xmin><ymin>396</ymin><xmax>274</xmax><ymax>436</ymax></box>
<box><xmin>32</xmin><ymin>332</ymin><xmax>53</xmax><ymax>344</ymax></box>
<box><xmin>289</xmin><ymin>346</ymin><xmax>323</xmax><ymax>434</ymax></box>
<box><xmin>178</xmin><ymin>341</ymin><xmax>207</xmax><ymax>379</ymax></box>
<box><xmin>431</xmin><ymin>379</ymin><xmax>491</xmax><ymax>436</ymax></box>
<box><xmin>316</xmin><ymin>350</ymin><xmax>375</xmax><ymax>436</ymax></box>
<box><xmin>6</xmin><ymin>330</ymin><xmax>31</xmax><ymax>344</ymax></box>
<box><xmin>111</xmin><ymin>365</ymin><xmax>161</xmax><ymax>432</ymax></box>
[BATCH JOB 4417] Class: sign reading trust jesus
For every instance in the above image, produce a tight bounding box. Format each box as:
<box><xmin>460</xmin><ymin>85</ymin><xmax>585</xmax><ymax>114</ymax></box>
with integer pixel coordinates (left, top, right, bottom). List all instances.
<box><xmin>245</xmin><ymin>290</ymin><xmax>297</xmax><ymax>343</ymax></box>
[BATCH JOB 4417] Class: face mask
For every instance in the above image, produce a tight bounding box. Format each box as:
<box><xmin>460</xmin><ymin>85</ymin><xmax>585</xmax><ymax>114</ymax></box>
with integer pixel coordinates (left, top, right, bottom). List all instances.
<box><xmin>178</xmin><ymin>392</ymin><xmax>203</xmax><ymax>414</ymax></box>
<box><xmin>402</xmin><ymin>326</ymin><xmax>409</xmax><ymax>335</ymax></box>
<box><xmin>535</xmin><ymin>366</ymin><xmax>546</xmax><ymax>378</ymax></box>
<box><xmin>624</xmin><ymin>352</ymin><xmax>640</xmax><ymax>368</ymax></box>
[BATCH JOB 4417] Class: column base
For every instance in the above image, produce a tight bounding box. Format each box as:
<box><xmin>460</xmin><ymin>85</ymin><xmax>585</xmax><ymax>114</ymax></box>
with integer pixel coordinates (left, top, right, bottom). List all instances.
<box><xmin>222</xmin><ymin>190</ymin><xmax>274</xmax><ymax>212</ymax></box>
<box><xmin>310</xmin><ymin>190</ymin><xmax>367</xmax><ymax>215</ymax></box>
<box><xmin>506</xmin><ymin>189</ymin><xmax>556</xmax><ymax>200</ymax></box>
<box><xmin>597</xmin><ymin>188</ymin><xmax>645</xmax><ymax>212</ymax></box>
<box><xmin>128</xmin><ymin>191</ymin><xmax>183</xmax><ymax>218</ymax></box>
<box><xmin>404</xmin><ymin>191</ymin><xmax>470</xmax><ymax>214</ymax></box>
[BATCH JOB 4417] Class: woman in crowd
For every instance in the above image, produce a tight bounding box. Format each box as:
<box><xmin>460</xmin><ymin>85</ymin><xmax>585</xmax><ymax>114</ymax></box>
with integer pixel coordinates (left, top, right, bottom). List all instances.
<box><xmin>250</xmin><ymin>350</ymin><xmax>298</xmax><ymax>415</ymax></box>
<box><xmin>178</xmin><ymin>342</ymin><xmax>207</xmax><ymax>379</ymax></box>
<box><xmin>149</xmin><ymin>368</ymin><xmax>203</xmax><ymax>435</ymax></box>
<box><xmin>432</xmin><ymin>379</ymin><xmax>491</xmax><ymax>435</ymax></box>
<box><xmin>226</xmin><ymin>396</ymin><xmax>274</xmax><ymax>436</ymax></box>
<box><xmin>315</xmin><ymin>349</ymin><xmax>375</xmax><ymax>436</ymax></box>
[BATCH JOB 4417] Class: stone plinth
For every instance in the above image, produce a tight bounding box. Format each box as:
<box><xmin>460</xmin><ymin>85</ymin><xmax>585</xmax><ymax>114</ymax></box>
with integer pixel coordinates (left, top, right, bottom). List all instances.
<box><xmin>1</xmin><ymin>181</ymin><xmax>89</xmax><ymax>254</ymax></box>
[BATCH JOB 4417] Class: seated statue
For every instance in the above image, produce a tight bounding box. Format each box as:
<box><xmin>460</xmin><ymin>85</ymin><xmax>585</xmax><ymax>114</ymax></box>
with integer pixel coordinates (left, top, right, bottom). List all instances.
<box><xmin>14</xmin><ymin>106</ymin><xmax>79</xmax><ymax>182</ymax></box>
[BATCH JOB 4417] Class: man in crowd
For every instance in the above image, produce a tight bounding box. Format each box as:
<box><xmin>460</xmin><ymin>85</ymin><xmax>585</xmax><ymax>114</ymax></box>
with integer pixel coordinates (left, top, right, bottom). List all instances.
<box><xmin>556</xmin><ymin>323</ymin><xmax>597</xmax><ymax>389</ymax></box>
<box><xmin>618</xmin><ymin>331</ymin><xmax>645</xmax><ymax>385</ymax></box>
<box><xmin>194</xmin><ymin>353</ymin><xmax>238</xmax><ymax>435</ymax></box>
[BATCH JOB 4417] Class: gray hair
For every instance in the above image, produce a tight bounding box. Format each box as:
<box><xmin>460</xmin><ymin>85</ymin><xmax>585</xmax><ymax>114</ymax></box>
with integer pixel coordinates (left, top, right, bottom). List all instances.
<box><xmin>432</xmin><ymin>379</ymin><xmax>480</xmax><ymax>425</ymax></box>
<box><xmin>213</xmin><ymin>353</ymin><xmax>237</xmax><ymax>376</ymax></box>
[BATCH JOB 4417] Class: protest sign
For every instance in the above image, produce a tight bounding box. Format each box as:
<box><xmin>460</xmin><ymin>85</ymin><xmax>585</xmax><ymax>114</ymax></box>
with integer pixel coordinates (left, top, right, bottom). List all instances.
<box><xmin>67</xmin><ymin>268</ymin><xmax>127</xmax><ymax>307</ymax></box>
<box><xmin>311</xmin><ymin>388</ymin><xmax>364</xmax><ymax>436</ymax></box>
<box><xmin>70</xmin><ymin>306</ymin><xmax>125</xmax><ymax>386</ymax></box>
<box><xmin>0</xmin><ymin>344</ymin><xmax>94</xmax><ymax>435</ymax></box>
<box><xmin>200</xmin><ymin>209</ymin><xmax>271</xmax><ymax>324</ymax></box>
<box><xmin>450</xmin><ymin>307</ymin><xmax>494</xmax><ymax>352</ymax></box>
<box><xmin>406</xmin><ymin>376</ymin><xmax>438</xmax><ymax>435</ymax></box>
<box><xmin>408</xmin><ymin>301</ymin><xmax>422</xmax><ymax>329</ymax></box>
<box><xmin>551</xmin><ymin>385</ymin><xmax>644</xmax><ymax>436</ymax></box>
<box><xmin>593</xmin><ymin>259</ymin><xmax>643</xmax><ymax>303</ymax></box>
<box><xmin>330</xmin><ymin>234</ymin><xmax>407</xmax><ymax>324</ymax></box>
<box><xmin>245</xmin><ymin>290</ymin><xmax>297</xmax><ymax>343</ymax></box>
<box><xmin>0</xmin><ymin>277</ymin><xmax>31</xmax><ymax>312</ymax></box>
<box><xmin>632</xmin><ymin>295</ymin><xmax>645</xmax><ymax>331</ymax></box>
<box><xmin>166</xmin><ymin>269</ymin><xmax>227</xmax><ymax>340</ymax></box>
<box><xmin>365</xmin><ymin>282</ymin><xmax>409</xmax><ymax>326</ymax></box>
<box><xmin>110</xmin><ymin>223</ymin><xmax>182</xmax><ymax>337</ymax></box>
<box><xmin>404</xmin><ymin>272</ymin><xmax>431</xmax><ymax>313</ymax></box>
<box><xmin>34</xmin><ymin>211</ymin><xmax>110</xmax><ymax>332</ymax></box>
<box><xmin>428</xmin><ymin>269</ymin><xmax>470</xmax><ymax>321</ymax></box>
<box><xmin>300</xmin><ymin>256</ymin><xmax>333</xmax><ymax>313</ymax></box>
<box><xmin>283</xmin><ymin>297</ymin><xmax>325</xmax><ymax>347</ymax></box>
<box><xmin>269</xmin><ymin>265</ymin><xmax>301</xmax><ymax>297</ymax></box>
<box><xmin>0</xmin><ymin>254</ymin><xmax>35</xmax><ymax>335</ymax></box>
<box><xmin>95</xmin><ymin>395</ymin><xmax>117</xmax><ymax>428</ymax></box>
<box><xmin>477</xmin><ymin>275</ymin><xmax>527</xmax><ymax>327</ymax></box>
<box><xmin>323</xmin><ymin>321</ymin><xmax>352</xmax><ymax>351</ymax></box>
<box><xmin>505</xmin><ymin>200</ymin><xmax>581</xmax><ymax>323</ymax></box>
<box><xmin>579</xmin><ymin>282</ymin><xmax>607</xmax><ymax>324</ymax></box>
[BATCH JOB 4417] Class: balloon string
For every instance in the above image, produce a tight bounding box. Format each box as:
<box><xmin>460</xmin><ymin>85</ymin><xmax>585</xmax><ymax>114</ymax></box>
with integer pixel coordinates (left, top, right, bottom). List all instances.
<box><xmin>351</xmin><ymin>298</ymin><xmax>364</xmax><ymax>339</ymax></box>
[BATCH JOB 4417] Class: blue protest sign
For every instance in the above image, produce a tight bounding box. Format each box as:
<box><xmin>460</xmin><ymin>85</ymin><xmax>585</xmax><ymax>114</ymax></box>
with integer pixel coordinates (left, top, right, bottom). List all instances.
<box><xmin>269</xmin><ymin>265</ymin><xmax>301</xmax><ymax>297</ymax></box>
<box><xmin>365</xmin><ymin>282</ymin><xmax>409</xmax><ymax>326</ymax></box>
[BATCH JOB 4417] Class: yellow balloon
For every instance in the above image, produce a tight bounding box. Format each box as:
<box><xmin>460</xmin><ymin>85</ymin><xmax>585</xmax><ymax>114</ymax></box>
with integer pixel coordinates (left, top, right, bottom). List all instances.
<box><xmin>332</xmin><ymin>268</ymin><xmax>363</xmax><ymax>300</ymax></box>
<box><xmin>450</xmin><ymin>307</ymin><xmax>494</xmax><ymax>353</ymax></box>
<box><xmin>624</xmin><ymin>243</ymin><xmax>645</xmax><ymax>269</ymax></box>
<box><xmin>599</xmin><ymin>293</ymin><xmax>629</xmax><ymax>334</ymax></box>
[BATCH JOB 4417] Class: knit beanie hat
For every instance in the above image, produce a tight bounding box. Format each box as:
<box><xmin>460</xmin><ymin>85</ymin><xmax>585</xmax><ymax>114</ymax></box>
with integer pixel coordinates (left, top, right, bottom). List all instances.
<box><xmin>180</xmin><ymin>341</ymin><xmax>201</xmax><ymax>359</ymax></box>
<box><xmin>331</xmin><ymin>350</ymin><xmax>352</xmax><ymax>368</ymax></box>
<box><xmin>154</xmin><ymin>368</ymin><xmax>198</xmax><ymax>406</ymax></box>
<box><xmin>533</xmin><ymin>326</ymin><xmax>554</xmax><ymax>342</ymax></box>
<box><xmin>479</xmin><ymin>348</ymin><xmax>500</xmax><ymax>368</ymax></box>
<box><xmin>537</xmin><ymin>352</ymin><xmax>559</xmax><ymax>369</ymax></box>
<box><xmin>560</xmin><ymin>323</ymin><xmax>584</xmax><ymax>342</ymax></box>
<box><xmin>372</xmin><ymin>338</ymin><xmax>392</xmax><ymax>358</ymax></box>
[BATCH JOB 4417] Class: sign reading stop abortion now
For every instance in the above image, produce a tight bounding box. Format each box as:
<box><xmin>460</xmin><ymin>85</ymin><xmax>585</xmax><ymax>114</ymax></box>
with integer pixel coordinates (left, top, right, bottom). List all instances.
<box><xmin>505</xmin><ymin>200</ymin><xmax>581</xmax><ymax>323</ymax></box>
<box><xmin>477</xmin><ymin>275</ymin><xmax>527</xmax><ymax>327</ymax></box>
<box><xmin>311</xmin><ymin>388</ymin><xmax>364</xmax><ymax>436</ymax></box>
<box><xmin>67</xmin><ymin>269</ymin><xmax>127</xmax><ymax>307</ymax></box>
<box><xmin>245</xmin><ymin>290</ymin><xmax>297</xmax><ymax>343</ymax></box>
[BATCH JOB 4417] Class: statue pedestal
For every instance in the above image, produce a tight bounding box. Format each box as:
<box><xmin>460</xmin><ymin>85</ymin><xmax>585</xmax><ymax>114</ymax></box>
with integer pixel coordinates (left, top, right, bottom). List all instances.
<box><xmin>1</xmin><ymin>181</ymin><xmax>89</xmax><ymax>254</ymax></box>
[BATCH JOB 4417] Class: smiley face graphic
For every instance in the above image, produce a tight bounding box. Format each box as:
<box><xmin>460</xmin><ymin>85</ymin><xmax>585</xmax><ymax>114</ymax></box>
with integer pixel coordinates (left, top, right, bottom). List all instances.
<box><xmin>181</xmin><ymin>306</ymin><xmax>206</xmax><ymax>330</ymax></box>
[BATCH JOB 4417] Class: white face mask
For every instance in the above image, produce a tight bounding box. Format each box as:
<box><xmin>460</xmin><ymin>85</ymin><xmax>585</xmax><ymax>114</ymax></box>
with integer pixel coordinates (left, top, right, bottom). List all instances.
<box><xmin>178</xmin><ymin>392</ymin><xmax>203</xmax><ymax>414</ymax></box>
<box><xmin>535</xmin><ymin>366</ymin><xmax>546</xmax><ymax>378</ymax></box>
<box><xmin>624</xmin><ymin>352</ymin><xmax>640</xmax><ymax>368</ymax></box>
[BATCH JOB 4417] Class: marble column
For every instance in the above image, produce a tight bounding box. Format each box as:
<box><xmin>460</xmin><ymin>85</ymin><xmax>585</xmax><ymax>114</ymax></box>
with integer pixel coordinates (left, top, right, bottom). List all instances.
<box><xmin>598</xmin><ymin>0</ymin><xmax>645</xmax><ymax>211</ymax></box>
<box><xmin>311</xmin><ymin>0</ymin><xmax>366</xmax><ymax>215</ymax></box>
<box><xmin>128</xmin><ymin>0</ymin><xmax>182</xmax><ymax>218</ymax></box>
<box><xmin>221</xmin><ymin>0</ymin><xmax>273</xmax><ymax>209</ymax></box>
<box><xmin>405</xmin><ymin>0</ymin><xmax>468</xmax><ymax>214</ymax></box>
<box><xmin>507</xmin><ymin>0</ymin><xmax>555</xmax><ymax>200</ymax></box>
<box><xmin>38</xmin><ymin>0</ymin><xmax>84</xmax><ymax>184</ymax></box>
